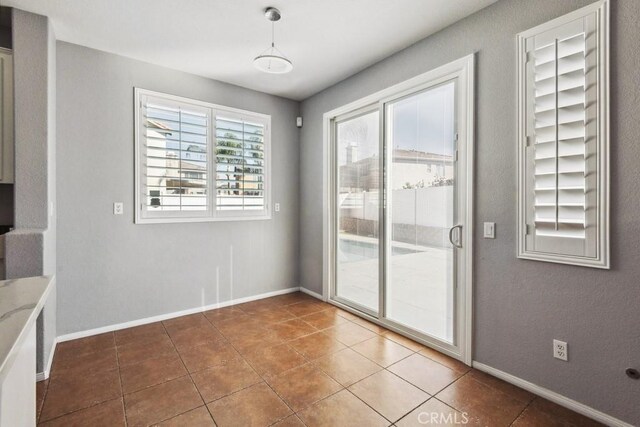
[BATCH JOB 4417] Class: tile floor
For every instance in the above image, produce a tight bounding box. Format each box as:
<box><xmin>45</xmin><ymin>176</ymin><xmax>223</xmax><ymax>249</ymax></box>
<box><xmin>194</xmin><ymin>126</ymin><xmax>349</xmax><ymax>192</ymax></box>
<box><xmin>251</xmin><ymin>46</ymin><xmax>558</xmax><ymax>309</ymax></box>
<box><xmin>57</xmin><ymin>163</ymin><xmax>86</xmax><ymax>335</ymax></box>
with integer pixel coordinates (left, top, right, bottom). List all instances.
<box><xmin>36</xmin><ymin>292</ymin><xmax>602</xmax><ymax>426</ymax></box>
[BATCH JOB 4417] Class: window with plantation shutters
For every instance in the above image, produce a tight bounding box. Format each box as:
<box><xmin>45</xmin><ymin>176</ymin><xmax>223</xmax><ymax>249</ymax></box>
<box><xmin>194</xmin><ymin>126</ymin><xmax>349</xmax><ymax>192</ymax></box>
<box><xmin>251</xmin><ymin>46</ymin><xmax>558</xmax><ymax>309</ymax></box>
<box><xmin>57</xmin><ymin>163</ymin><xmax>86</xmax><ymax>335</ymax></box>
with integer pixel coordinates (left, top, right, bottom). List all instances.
<box><xmin>517</xmin><ymin>0</ymin><xmax>609</xmax><ymax>268</ymax></box>
<box><xmin>135</xmin><ymin>89</ymin><xmax>271</xmax><ymax>223</ymax></box>
<box><xmin>215</xmin><ymin>115</ymin><xmax>266</xmax><ymax>212</ymax></box>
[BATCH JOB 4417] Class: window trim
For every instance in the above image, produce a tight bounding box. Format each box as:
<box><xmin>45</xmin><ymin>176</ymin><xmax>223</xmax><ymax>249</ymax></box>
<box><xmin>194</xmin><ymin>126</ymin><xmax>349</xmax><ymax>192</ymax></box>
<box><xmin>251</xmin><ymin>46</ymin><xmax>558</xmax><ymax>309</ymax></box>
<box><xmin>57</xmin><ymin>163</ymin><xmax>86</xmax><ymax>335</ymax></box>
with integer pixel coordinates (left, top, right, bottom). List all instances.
<box><xmin>516</xmin><ymin>0</ymin><xmax>610</xmax><ymax>269</ymax></box>
<box><xmin>134</xmin><ymin>88</ymin><xmax>272</xmax><ymax>224</ymax></box>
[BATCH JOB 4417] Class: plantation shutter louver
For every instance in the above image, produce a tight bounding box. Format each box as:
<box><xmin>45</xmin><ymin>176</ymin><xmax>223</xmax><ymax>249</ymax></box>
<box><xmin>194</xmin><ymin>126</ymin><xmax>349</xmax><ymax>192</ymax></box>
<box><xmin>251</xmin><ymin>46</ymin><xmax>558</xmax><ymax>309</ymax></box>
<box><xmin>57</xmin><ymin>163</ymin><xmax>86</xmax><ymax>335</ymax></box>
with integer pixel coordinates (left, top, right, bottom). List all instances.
<box><xmin>141</xmin><ymin>96</ymin><xmax>210</xmax><ymax>215</ymax></box>
<box><xmin>215</xmin><ymin>115</ymin><xmax>266</xmax><ymax>212</ymax></box>
<box><xmin>518</xmin><ymin>0</ymin><xmax>609</xmax><ymax>268</ymax></box>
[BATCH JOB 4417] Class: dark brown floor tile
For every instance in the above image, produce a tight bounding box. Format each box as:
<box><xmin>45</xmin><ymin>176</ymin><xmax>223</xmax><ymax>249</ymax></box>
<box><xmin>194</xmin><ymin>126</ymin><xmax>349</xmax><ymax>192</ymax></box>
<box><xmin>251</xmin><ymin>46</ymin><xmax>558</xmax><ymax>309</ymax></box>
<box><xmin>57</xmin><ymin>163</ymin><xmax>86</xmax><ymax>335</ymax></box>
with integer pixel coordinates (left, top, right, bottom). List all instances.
<box><xmin>380</xmin><ymin>330</ymin><xmax>428</xmax><ymax>351</ymax></box>
<box><xmin>236</xmin><ymin>298</ymin><xmax>278</xmax><ymax>314</ymax></box>
<box><xmin>117</xmin><ymin>333</ymin><xmax>176</xmax><ymax>367</ymax></box>
<box><xmin>349</xmin><ymin>316</ymin><xmax>388</xmax><ymax>334</ymax></box>
<box><xmin>243</xmin><ymin>343</ymin><xmax>307</xmax><ymax>379</ymax></box>
<box><xmin>119</xmin><ymin>351</ymin><xmax>187</xmax><ymax>394</ymax></box>
<box><xmin>178</xmin><ymin>339</ymin><xmax>239</xmax><ymax>373</ymax></box>
<box><xmin>167</xmin><ymin>324</ymin><xmax>225</xmax><ymax>351</ymax></box>
<box><xmin>40</xmin><ymin>369</ymin><xmax>122</xmax><ymax>421</ymax></box>
<box><xmin>50</xmin><ymin>346</ymin><xmax>118</xmax><ymax>380</ymax></box>
<box><xmin>348</xmin><ymin>370</ymin><xmax>429</xmax><ymax>422</ymax></box>
<box><xmin>419</xmin><ymin>346</ymin><xmax>472</xmax><ymax>374</ymax></box>
<box><xmin>207</xmin><ymin>382</ymin><xmax>292</xmax><ymax>426</ymax></box>
<box><xmin>154</xmin><ymin>406</ymin><xmax>216</xmax><ymax>426</ymax></box>
<box><xmin>36</xmin><ymin>379</ymin><xmax>49</xmax><ymax>422</ymax></box>
<box><xmin>124</xmin><ymin>376</ymin><xmax>203</xmax><ymax>427</ymax></box>
<box><xmin>313</xmin><ymin>347</ymin><xmax>382</xmax><ymax>387</ymax></box>
<box><xmin>388</xmin><ymin>353</ymin><xmax>462</xmax><ymax>394</ymax></box>
<box><xmin>272</xmin><ymin>414</ymin><xmax>306</xmax><ymax>427</ymax></box>
<box><xmin>270</xmin><ymin>318</ymin><xmax>318</xmax><ymax>341</ymax></box>
<box><xmin>268</xmin><ymin>363</ymin><xmax>342</xmax><ymax>412</ymax></box>
<box><xmin>253</xmin><ymin>307</ymin><xmax>297</xmax><ymax>324</ymax></box>
<box><xmin>268</xmin><ymin>292</ymin><xmax>316</xmax><ymax>306</ymax></box>
<box><xmin>226</xmin><ymin>328</ymin><xmax>284</xmax><ymax>355</ymax></box>
<box><xmin>351</xmin><ymin>336</ymin><xmax>414</xmax><ymax>367</ymax></box>
<box><xmin>214</xmin><ymin>316</ymin><xmax>265</xmax><ymax>338</ymax></box>
<box><xmin>54</xmin><ymin>333</ymin><xmax>115</xmax><ymax>361</ymax></box>
<box><xmin>191</xmin><ymin>357</ymin><xmax>262</xmax><ymax>402</ymax></box>
<box><xmin>288</xmin><ymin>331</ymin><xmax>346</xmax><ymax>360</ymax></box>
<box><xmin>39</xmin><ymin>398</ymin><xmax>126</xmax><ymax>427</ymax></box>
<box><xmin>299</xmin><ymin>310</ymin><xmax>349</xmax><ymax>330</ymax></box>
<box><xmin>334</xmin><ymin>308</ymin><xmax>361</xmax><ymax>321</ymax></box>
<box><xmin>287</xmin><ymin>301</ymin><xmax>327</xmax><ymax>317</ymax></box>
<box><xmin>203</xmin><ymin>306</ymin><xmax>246</xmax><ymax>324</ymax></box>
<box><xmin>298</xmin><ymin>389</ymin><xmax>388</xmax><ymax>427</ymax></box>
<box><xmin>163</xmin><ymin>313</ymin><xmax>212</xmax><ymax>333</ymax></box>
<box><xmin>396</xmin><ymin>398</ymin><xmax>469</xmax><ymax>427</ymax></box>
<box><xmin>436</xmin><ymin>374</ymin><xmax>531</xmax><ymax>426</ymax></box>
<box><xmin>323</xmin><ymin>322</ymin><xmax>377</xmax><ymax>346</ymax></box>
<box><xmin>467</xmin><ymin>369</ymin><xmax>534</xmax><ymax>404</ymax></box>
<box><xmin>512</xmin><ymin>397</ymin><xmax>604</xmax><ymax>427</ymax></box>
<box><xmin>114</xmin><ymin>322</ymin><xmax>167</xmax><ymax>347</ymax></box>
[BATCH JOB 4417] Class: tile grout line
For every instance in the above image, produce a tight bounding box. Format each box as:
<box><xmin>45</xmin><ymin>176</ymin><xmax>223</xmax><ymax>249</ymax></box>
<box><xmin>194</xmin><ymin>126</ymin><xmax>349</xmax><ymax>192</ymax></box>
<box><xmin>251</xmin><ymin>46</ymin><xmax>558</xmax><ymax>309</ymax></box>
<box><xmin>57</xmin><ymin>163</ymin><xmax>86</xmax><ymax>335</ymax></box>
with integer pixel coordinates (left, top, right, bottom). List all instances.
<box><xmin>158</xmin><ymin>320</ymin><xmax>211</xmax><ymax>425</ymax></box>
<box><xmin>509</xmin><ymin>395</ymin><xmax>538</xmax><ymax>426</ymax></box>
<box><xmin>113</xmin><ymin>331</ymin><xmax>129</xmax><ymax>427</ymax></box>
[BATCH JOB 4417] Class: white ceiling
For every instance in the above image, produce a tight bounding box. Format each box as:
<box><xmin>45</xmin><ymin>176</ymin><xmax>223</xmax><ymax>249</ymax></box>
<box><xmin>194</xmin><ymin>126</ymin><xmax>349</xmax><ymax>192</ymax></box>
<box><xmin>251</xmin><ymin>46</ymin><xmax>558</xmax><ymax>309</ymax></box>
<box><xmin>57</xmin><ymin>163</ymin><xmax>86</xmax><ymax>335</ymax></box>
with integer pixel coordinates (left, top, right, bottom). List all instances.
<box><xmin>4</xmin><ymin>0</ymin><xmax>497</xmax><ymax>100</ymax></box>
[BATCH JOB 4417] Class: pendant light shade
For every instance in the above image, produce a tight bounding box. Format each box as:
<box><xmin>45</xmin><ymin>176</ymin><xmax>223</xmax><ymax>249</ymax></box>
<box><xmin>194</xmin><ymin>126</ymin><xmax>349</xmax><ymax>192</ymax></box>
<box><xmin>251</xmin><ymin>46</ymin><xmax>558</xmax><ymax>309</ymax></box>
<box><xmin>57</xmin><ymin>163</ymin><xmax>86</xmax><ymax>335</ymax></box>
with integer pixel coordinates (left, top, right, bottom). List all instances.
<box><xmin>253</xmin><ymin>53</ymin><xmax>293</xmax><ymax>74</ymax></box>
<box><xmin>254</xmin><ymin>7</ymin><xmax>293</xmax><ymax>74</ymax></box>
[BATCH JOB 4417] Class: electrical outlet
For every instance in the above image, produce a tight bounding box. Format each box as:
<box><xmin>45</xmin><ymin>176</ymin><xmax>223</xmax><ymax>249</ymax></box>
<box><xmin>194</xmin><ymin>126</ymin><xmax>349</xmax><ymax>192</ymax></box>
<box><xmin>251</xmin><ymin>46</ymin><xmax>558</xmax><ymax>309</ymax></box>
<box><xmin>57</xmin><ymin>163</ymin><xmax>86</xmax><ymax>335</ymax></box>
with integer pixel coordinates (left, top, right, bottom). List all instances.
<box><xmin>113</xmin><ymin>202</ymin><xmax>124</xmax><ymax>215</ymax></box>
<box><xmin>483</xmin><ymin>222</ymin><xmax>495</xmax><ymax>238</ymax></box>
<box><xmin>275</xmin><ymin>202</ymin><xmax>280</xmax><ymax>212</ymax></box>
<box><xmin>553</xmin><ymin>339</ymin><xmax>568</xmax><ymax>361</ymax></box>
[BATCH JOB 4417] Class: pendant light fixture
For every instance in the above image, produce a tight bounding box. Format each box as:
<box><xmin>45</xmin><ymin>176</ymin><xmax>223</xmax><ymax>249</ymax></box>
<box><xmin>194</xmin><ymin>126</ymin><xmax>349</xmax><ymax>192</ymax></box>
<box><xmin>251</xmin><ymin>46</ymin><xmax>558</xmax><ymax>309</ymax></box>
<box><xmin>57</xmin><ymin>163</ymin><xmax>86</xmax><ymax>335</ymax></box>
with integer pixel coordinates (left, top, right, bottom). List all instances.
<box><xmin>253</xmin><ymin>7</ymin><xmax>293</xmax><ymax>74</ymax></box>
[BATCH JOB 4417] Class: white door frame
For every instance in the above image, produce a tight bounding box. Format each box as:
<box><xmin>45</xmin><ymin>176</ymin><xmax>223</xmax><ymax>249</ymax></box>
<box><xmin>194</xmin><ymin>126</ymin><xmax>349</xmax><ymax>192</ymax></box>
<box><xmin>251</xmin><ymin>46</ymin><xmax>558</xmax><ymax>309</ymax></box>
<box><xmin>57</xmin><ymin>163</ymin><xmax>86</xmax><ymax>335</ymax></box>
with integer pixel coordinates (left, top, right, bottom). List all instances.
<box><xmin>321</xmin><ymin>54</ymin><xmax>475</xmax><ymax>365</ymax></box>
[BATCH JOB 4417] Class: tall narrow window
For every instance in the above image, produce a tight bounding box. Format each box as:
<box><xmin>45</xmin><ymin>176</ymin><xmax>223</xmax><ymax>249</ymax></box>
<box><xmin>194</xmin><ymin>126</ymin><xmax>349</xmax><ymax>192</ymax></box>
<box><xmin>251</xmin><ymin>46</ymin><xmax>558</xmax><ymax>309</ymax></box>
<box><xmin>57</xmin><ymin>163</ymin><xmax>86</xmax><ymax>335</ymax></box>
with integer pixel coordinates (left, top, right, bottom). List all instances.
<box><xmin>135</xmin><ymin>89</ymin><xmax>271</xmax><ymax>223</ymax></box>
<box><xmin>517</xmin><ymin>0</ymin><xmax>609</xmax><ymax>268</ymax></box>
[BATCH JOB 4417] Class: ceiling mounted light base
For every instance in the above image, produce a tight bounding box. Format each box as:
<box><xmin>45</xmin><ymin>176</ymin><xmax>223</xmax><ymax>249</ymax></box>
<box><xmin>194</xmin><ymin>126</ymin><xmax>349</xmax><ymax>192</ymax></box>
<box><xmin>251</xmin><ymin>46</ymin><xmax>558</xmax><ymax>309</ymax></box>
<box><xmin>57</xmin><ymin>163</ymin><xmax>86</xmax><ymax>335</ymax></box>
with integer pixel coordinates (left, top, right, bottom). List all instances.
<box><xmin>254</xmin><ymin>6</ymin><xmax>293</xmax><ymax>74</ymax></box>
<box><xmin>264</xmin><ymin>7</ymin><xmax>281</xmax><ymax>22</ymax></box>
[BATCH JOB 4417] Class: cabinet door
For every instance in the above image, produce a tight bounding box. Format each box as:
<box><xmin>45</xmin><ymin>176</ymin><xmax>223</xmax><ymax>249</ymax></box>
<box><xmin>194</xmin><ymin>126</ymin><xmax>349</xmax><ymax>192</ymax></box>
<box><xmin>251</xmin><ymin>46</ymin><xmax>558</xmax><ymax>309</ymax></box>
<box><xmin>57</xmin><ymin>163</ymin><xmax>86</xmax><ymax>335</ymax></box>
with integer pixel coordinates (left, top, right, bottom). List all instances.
<box><xmin>0</xmin><ymin>50</ymin><xmax>13</xmax><ymax>184</ymax></box>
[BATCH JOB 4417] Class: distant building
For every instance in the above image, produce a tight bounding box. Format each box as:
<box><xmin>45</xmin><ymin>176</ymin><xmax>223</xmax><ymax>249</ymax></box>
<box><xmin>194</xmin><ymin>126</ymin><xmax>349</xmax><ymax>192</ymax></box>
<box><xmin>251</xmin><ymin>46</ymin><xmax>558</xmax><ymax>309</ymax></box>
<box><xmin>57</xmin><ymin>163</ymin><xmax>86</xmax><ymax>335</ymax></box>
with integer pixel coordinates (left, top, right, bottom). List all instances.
<box><xmin>339</xmin><ymin>148</ymin><xmax>453</xmax><ymax>193</ymax></box>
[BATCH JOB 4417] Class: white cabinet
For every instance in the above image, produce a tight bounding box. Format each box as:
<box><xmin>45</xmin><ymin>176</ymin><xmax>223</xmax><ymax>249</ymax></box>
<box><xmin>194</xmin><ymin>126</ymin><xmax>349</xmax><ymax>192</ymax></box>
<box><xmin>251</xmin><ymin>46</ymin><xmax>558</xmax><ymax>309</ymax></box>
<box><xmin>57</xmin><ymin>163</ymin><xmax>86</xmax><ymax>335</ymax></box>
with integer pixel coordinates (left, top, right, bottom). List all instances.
<box><xmin>0</xmin><ymin>323</ymin><xmax>36</xmax><ymax>427</ymax></box>
<box><xmin>0</xmin><ymin>49</ymin><xmax>13</xmax><ymax>184</ymax></box>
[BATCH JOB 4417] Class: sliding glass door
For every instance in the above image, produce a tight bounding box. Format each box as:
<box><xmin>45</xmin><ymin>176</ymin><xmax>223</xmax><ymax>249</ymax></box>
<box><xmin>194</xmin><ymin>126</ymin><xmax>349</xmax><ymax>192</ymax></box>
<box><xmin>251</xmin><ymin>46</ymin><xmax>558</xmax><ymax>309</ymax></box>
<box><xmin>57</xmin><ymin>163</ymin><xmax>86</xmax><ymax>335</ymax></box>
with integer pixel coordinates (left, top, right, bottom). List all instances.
<box><xmin>334</xmin><ymin>109</ymin><xmax>380</xmax><ymax>314</ymax></box>
<box><xmin>328</xmin><ymin>56</ymin><xmax>473</xmax><ymax>362</ymax></box>
<box><xmin>385</xmin><ymin>82</ymin><xmax>456</xmax><ymax>344</ymax></box>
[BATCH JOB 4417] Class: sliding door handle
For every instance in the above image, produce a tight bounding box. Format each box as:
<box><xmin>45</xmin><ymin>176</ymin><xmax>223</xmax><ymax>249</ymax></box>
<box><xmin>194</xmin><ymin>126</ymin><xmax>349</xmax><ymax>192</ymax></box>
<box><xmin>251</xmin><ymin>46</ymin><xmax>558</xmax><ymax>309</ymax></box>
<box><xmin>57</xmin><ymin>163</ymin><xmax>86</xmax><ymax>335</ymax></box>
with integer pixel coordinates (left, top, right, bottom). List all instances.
<box><xmin>448</xmin><ymin>224</ymin><xmax>463</xmax><ymax>248</ymax></box>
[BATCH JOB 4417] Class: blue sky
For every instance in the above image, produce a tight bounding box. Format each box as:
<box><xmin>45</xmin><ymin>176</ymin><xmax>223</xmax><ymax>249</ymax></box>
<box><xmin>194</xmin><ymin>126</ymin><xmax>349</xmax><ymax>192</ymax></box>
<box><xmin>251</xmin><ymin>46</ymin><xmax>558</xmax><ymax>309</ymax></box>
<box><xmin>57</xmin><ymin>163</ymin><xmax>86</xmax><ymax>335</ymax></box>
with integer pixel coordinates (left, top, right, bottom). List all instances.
<box><xmin>338</xmin><ymin>81</ymin><xmax>455</xmax><ymax>164</ymax></box>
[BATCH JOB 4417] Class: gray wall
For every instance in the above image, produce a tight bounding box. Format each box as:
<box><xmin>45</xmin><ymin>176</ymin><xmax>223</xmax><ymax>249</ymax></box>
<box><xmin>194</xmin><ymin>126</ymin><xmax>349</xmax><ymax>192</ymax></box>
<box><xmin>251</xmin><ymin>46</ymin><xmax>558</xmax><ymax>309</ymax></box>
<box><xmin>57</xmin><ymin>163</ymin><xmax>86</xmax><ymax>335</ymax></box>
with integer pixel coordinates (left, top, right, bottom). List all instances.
<box><xmin>56</xmin><ymin>42</ymin><xmax>300</xmax><ymax>335</ymax></box>
<box><xmin>8</xmin><ymin>8</ymin><xmax>57</xmax><ymax>375</ymax></box>
<box><xmin>299</xmin><ymin>0</ymin><xmax>640</xmax><ymax>424</ymax></box>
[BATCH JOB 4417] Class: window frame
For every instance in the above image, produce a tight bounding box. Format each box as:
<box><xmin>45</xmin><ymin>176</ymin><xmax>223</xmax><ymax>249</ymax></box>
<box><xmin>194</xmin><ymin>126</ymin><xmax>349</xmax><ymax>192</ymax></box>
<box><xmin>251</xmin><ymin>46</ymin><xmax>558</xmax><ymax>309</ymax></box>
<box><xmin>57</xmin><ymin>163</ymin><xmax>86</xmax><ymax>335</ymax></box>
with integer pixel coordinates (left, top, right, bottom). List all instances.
<box><xmin>134</xmin><ymin>88</ymin><xmax>272</xmax><ymax>224</ymax></box>
<box><xmin>516</xmin><ymin>0</ymin><xmax>610</xmax><ymax>269</ymax></box>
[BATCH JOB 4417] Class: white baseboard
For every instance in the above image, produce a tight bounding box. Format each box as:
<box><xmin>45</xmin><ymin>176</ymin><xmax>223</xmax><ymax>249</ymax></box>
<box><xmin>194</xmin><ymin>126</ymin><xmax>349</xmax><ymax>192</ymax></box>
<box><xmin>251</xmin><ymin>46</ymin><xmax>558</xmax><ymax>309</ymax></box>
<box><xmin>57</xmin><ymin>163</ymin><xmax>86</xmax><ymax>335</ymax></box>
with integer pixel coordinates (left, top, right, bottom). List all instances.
<box><xmin>57</xmin><ymin>286</ymin><xmax>301</xmax><ymax>343</ymax></box>
<box><xmin>472</xmin><ymin>361</ymin><xmax>633</xmax><ymax>427</ymax></box>
<box><xmin>36</xmin><ymin>338</ymin><xmax>57</xmax><ymax>382</ymax></box>
<box><xmin>299</xmin><ymin>287</ymin><xmax>324</xmax><ymax>301</ymax></box>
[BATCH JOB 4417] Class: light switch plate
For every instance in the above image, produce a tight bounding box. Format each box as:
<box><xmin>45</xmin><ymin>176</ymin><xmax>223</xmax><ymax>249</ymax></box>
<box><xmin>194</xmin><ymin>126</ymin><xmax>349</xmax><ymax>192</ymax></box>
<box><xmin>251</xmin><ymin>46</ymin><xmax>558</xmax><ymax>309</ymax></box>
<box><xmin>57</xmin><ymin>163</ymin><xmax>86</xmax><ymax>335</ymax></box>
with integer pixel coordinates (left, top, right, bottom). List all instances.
<box><xmin>483</xmin><ymin>222</ymin><xmax>495</xmax><ymax>238</ymax></box>
<box><xmin>113</xmin><ymin>202</ymin><xmax>124</xmax><ymax>215</ymax></box>
<box><xmin>274</xmin><ymin>202</ymin><xmax>280</xmax><ymax>212</ymax></box>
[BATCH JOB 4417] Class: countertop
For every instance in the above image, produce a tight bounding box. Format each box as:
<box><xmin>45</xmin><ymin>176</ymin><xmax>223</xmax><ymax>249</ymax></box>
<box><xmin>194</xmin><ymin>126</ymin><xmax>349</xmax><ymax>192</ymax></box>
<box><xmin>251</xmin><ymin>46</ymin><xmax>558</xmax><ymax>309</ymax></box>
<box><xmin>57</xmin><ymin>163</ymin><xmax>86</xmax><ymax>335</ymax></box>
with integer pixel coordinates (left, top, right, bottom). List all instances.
<box><xmin>0</xmin><ymin>276</ymin><xmax>54</xmax><ymax>381</ymax></box>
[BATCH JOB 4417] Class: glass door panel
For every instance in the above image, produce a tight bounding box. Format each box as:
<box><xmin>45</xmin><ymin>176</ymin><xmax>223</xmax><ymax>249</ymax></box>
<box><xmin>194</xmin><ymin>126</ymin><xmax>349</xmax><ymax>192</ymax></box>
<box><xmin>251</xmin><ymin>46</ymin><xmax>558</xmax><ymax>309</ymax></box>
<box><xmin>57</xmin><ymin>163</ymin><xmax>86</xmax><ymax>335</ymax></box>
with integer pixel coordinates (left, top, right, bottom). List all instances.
<box><xmin>335</xmin><ymin>110</ymin><xmax>380</xmax><ymax>313</ymax></box>
<box><xmin>385</xmin><ymin>82</ymin><xmax>456</xmax><ymax>343</ymax></box>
